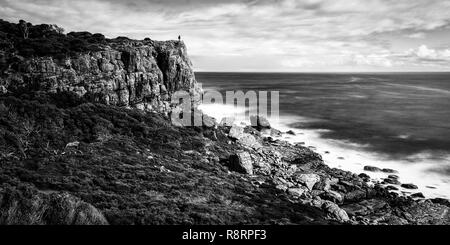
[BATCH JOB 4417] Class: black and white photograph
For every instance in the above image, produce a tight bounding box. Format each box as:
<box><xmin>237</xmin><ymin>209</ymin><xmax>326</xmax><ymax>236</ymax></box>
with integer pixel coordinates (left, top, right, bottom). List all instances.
<box><xmin>0</xmin><ymin>0</ymin><xmax>449</xmax><ymax>238</ymax></box>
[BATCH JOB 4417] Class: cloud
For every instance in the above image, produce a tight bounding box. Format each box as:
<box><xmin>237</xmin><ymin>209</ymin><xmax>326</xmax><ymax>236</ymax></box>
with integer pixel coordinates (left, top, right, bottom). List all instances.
<box><xmin>409</xmin><ymin>45</ymin><xmax>450</xmax><ymax>61</ymax></box>
<box><xmin>407</xmin><ymin>32</ymin><xmax>426</xmax><ymax>39</ymax></box>
<box><xmin>1</xmin><ymin>0</ymin><xmax>450</xmax><ymax>71</ymax></box>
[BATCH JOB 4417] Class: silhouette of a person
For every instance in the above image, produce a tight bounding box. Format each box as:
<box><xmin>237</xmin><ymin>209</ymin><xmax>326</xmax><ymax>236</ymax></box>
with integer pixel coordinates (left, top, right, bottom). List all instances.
<box><xmin>178</xmin><ymin>35</ymin><xmax>181</xmax><ymax>42</ymax></box>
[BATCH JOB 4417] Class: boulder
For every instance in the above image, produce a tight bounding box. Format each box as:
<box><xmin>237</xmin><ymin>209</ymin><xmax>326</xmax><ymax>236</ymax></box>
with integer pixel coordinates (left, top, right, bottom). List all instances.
<box><xmin>228</xmin><ymin>151</ymin><xmax>253</xmax><ymax>175</ymax></box>
<box><xmin>401</xmin><ymin>183</ymin><xmax>418</xmax><ymax>190</ymax></box>
<box><xmin>202</xmin><ymin>114</ymin><xmax>217</xmax><ymax>128</ymax></box>
<box><xmin>270</xmin><ymin>128</ymin><xmax>282</xmax><ymax>137</ymax></box>
<box><xmin>411</xmin><ymin>192</ymin><xmax>425</xmax><ymax>198</ymax></box>
<box><xmin>250</xmin><ymin>115</ymin><xmax>271</xmax><ymax>130</ymax></box>
<box><xmin>238</xmin><ymin>134</ymin><xmax>262</xmax><ymax>149</ymax></box>
<box><xmin>358</xmin><ymin>173</ymin><xmax>370</xmax><ymax>179</ymax></box>
<box><xmin>388</xmin><ymin>175</ymin><xmax>399</xmax><ymax>180</ymax></box>
<box><xmin>363</xmin><ymin>166</ymin><xmax>382</xmax><ymax>172</ymax></box>
<box><xmin>293</xmin><ymin>173</ymin><xmax>321</xmax><ymax>191</ymax></box>
<box><xmin>286</xmin><ymin>130</ymin><xmax>296</xmax><ymax>136</ymax></box>
<box><xmin>382</xmin><ymin>168</ymin><xmax>398</xmax><ymax>174</ymax></box>
<box><xmin>382</xmin><ymin>178</ymin><xmax>400</xmax><ymax>185</ymax></box>
<box><xmin>320</xmin><ymin>191</ymin><xmax>344</xmax><ymax>204</ymax></box>
<box><xmin>358</xmin><ymin>173</ymin><xmax>370</xmax><ymax>182</ymax></box>
<box><xmin>322</xmin><ymin>201</ymin><xmax>349</xmax><ymax>222</ymax></box>
<box><xmin>229</xmin><ymin>125</ymin><xmax>245</xmax><ymax>140</ymax></box>
<box><xmin>228</xmin><ymin>125</ymin><xmax>261</xmax><ymax>149</ymax></box>
<box><xmin>220</xmin><ymin>117</ymin><xmax>235</xmax><ymax>127</ymax></box>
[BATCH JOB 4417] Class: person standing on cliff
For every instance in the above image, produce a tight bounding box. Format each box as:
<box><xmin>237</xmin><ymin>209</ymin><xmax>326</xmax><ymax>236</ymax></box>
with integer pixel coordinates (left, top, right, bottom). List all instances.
<box><xmin>178</xmin><ymin>35</ymin><xmax>181</xmax><ymax>42</ymax></box>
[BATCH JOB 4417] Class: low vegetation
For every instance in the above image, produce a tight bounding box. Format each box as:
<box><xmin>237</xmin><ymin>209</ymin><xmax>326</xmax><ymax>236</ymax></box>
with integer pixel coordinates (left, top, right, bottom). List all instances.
<box><xmin>0</xmin><ymin>92</ymin><xmax>330</xmax><ymax>224</ymax></box>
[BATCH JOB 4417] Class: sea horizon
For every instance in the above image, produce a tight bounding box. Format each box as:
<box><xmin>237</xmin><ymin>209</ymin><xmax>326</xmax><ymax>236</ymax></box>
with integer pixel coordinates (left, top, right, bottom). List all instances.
<box><xmin>195</xmin><ymin>71</ymin><xmax>450</xmax><ymax>74</ymax></box>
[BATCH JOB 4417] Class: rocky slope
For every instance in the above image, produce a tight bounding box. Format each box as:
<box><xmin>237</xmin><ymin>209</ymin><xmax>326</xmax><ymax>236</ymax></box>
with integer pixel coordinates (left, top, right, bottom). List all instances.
<box><xmin>0</xmin><ymin>20</ymin><xmax>449</xmax><ymax>225</ymax></box>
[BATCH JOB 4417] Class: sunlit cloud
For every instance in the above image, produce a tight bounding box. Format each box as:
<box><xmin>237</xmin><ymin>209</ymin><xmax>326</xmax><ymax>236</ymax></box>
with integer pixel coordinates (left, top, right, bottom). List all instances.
<box><xmin>1</xmin><ymin>0</ymin><xmax>450</xmax><ymax>71</ymax></box>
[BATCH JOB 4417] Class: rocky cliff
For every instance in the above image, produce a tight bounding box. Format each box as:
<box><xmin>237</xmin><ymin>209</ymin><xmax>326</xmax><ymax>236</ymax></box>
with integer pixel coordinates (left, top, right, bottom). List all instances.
<box><xmin>0</xmin><ymin>20</ymin><xmax>201</xmax><ymax>114</ymax></box>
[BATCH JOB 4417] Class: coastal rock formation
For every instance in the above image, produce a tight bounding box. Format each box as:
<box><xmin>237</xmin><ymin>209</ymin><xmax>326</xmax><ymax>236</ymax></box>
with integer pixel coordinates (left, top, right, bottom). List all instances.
<box><xmin>0</xmin><ymin>20</ymin><xmax>201</xmax><ymax>114</ymax></box>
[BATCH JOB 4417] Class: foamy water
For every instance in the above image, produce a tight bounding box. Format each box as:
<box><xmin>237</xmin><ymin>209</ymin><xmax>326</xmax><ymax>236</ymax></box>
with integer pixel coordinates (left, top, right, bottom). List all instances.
<box><xmin>199</xmin><ymin>103</ymin><xmax>450</xmax><ymax>199</ymax></box>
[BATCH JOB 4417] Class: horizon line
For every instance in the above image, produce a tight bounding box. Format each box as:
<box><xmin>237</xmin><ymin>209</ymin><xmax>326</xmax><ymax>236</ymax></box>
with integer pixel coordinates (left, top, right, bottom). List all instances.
<box><xmin>194</xmin><ymin>70</ymin><xmax>450</xmax><ymax>74</ymax></box>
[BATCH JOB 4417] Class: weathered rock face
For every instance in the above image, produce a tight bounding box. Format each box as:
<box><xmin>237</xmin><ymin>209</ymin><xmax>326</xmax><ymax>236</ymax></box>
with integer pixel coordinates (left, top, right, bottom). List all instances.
<box><xmin>0</xmin><ymin>39</ymin><xmax>201</xmax><ymax>114</ymax></box>
<box><xmin>228</xmin><ymin>151</ymin><xmax>254</xmax><ymax>175</ymax></box>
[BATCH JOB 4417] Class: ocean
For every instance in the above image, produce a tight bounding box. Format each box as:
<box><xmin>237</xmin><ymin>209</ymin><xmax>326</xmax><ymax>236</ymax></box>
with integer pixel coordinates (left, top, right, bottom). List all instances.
<box><xmin>195</xmin><ymin>72</ymin><xmax>450</xmax><ymax>199</ymax></box>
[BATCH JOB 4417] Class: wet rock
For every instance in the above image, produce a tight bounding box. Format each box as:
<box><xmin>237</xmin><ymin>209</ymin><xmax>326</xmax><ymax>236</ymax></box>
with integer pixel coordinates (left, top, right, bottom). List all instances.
<box><xmin>358</xmin><ymin>173</ymin><xmax>370</xmax><ymax>182</ymax></box>
<box><xmin>382</xmin><ymin>168</ymin><xmax>398</xmax><ymax>174</ymax></box>
<box><xmin>286</xmin><ymin>130</ymin><xmax>296</xmax><ymax>135</ymax></box>
<box><xmin>363</xmin><ymin>166</ymin><xmax>382</xmax><ymax>172</ymax></box>
<box><xmin>382</xmin><ymin>178</ymin><xmax>400</xmax><ymax>185</ymax></box>
<box><xmin>411</xmin><ymin>192</ymin><xmax>425</xmax><ymax>198</ymax></box>
<box><xmin>388</xmin><ymin>175</ymin><xmax>399</xmax><ymax>180</ymax></box>
<box><xmin>228</xmin><ymin>151</ymin><xmax>253</xmax><ymax>175</ymax></box>
<box><xmin>250</xmin><ymin>115</ymin><xmax>271</xmax><ymax>130</ymax></box>
<box><xmin>401</xmin><ymin>184</ymin><xmax>418</xmax><ymax>190</ymax></box>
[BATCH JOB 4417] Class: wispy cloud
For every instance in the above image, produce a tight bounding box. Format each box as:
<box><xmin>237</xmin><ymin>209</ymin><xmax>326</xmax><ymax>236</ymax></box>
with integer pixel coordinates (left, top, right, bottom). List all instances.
<box><xmin>1</xmin><ymin>0</ymin><xmax>450</xmax><ymax>71</ymax></box>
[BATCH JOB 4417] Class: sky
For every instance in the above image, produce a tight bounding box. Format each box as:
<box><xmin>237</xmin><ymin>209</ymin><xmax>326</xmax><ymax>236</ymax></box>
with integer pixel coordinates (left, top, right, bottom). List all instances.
<box><xmin>1</xmin><ymin>0</ymin><xmax>450</xmax><ymax>72</ymax></box>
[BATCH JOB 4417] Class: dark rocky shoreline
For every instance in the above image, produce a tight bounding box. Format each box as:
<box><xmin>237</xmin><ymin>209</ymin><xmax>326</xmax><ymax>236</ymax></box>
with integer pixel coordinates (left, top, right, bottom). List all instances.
<box><xmin>0</xmin><ymin>19</ymin><xmax>449</xmax><ymax>225</ymax></box>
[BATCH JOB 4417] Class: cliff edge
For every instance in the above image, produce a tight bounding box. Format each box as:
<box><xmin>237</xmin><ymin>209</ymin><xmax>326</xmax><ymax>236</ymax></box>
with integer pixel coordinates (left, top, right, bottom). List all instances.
<box><xmin>0</xmin><ymin>19</ymin><xmax>201</xmax><ymax>114</ymax></box>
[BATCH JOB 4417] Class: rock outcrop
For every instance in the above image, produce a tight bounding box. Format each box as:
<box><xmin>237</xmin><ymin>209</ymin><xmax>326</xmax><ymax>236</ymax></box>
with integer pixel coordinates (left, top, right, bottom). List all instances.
<box><xmin>0</xmin><ymin>26</ymin><xmax>201</xmax><ymax>114</ymax></box>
